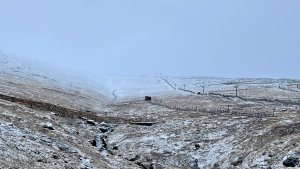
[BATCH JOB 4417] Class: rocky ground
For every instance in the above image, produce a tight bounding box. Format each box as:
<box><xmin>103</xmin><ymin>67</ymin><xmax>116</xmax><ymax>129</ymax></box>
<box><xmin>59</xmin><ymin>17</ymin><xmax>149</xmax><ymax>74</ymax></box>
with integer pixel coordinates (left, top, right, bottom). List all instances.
<box><xmin>1</xmin><ymin>72</ymin><xmax>300</xmax><ymax>169</ymax></box>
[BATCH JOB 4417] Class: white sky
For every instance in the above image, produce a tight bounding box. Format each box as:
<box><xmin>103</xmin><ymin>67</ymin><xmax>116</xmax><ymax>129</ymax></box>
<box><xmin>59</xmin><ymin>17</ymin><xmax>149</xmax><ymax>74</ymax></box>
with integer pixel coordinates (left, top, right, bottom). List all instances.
<box><xmin>0</xmin><ymin>0</ymin><xmax>299</xmax><ymax>79</ymax></box>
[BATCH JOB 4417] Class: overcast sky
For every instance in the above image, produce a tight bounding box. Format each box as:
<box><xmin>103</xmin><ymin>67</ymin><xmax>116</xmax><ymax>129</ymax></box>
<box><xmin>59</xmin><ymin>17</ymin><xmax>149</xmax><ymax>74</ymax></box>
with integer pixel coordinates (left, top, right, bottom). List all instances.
<box><xmin>0</xmin><ymin>1</ymin><xmax>299</xmax><ymax>79</ymax></box>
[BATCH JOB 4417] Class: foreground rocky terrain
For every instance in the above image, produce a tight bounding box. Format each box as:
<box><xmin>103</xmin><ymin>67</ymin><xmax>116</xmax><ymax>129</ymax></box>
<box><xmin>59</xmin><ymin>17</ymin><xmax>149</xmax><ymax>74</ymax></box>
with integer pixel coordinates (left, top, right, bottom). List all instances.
<box><xmin>1</xmin><ymin>68</ymin><xmax>300</xmax><ymax>168</ymax></box>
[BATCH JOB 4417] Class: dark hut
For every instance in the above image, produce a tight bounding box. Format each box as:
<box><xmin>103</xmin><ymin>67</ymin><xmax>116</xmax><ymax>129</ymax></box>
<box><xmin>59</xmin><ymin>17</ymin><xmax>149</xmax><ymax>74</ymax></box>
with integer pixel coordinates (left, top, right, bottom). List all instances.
<box><xmin>145</xmin><ymin>96</ymin><xmax>152</xmax><ymax>101</ymax></box>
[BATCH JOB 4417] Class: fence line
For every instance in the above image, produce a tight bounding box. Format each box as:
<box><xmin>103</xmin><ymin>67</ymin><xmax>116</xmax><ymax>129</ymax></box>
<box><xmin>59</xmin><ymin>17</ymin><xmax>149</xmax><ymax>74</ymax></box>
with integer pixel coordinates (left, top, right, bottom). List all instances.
<box><xmin>150</xmin><ymin>100</ymin><xmax>275</xmax><ymax>118</ymax></box>
<box><xmin>159</xmin><ymin>76</ymin><xmax>176</xmax><ymax>90</ymax></box>
<box><xmin>178</xmin><ymin>88</ymin><xmax>196</xmax><ymax>94</ymax></box>
<box><xmin>208</xmin><ymin>92</ymin><xmax>300</xmax><ymax>106</ymax></box>
<box><xmin>278</xmin><ymin>86</ymin><xmax>300</xmax><ymax>93</ymax></box>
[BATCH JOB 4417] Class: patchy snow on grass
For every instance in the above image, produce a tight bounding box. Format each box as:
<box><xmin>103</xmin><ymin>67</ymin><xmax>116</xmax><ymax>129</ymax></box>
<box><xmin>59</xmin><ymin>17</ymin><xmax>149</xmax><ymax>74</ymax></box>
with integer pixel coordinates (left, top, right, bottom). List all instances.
<box><xmin>205</xmin><ymin>130</ymin><xmax>227</xmax><ymax>140</ymax></box>
<box><xmin>107</xmin><ymin>133</ymin><xmax>127</xmax><ymax>145</ymax></box>
<box><xmin>254</xmin><ymin>155</ymin><xmax>270</xmax><ymax>168</ymax></box>
<box><xmin>195</xmin><ymin>136</ymin><xmax>234</xmax><ymax>169</ymax></box>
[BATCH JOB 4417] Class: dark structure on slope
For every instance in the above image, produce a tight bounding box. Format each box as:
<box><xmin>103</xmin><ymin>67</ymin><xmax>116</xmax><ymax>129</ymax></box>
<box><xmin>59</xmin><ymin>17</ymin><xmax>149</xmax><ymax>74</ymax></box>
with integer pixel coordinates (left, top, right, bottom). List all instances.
<box><xmin>145</xmin><ymin>96</ymin><xmax>152</xmax><ymax>101</ymax></box>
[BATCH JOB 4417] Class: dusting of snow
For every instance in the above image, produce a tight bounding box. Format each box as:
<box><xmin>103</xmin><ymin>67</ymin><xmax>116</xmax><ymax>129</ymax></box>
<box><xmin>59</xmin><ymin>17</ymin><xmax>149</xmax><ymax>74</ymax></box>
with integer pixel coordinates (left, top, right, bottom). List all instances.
<box><xmin>206</xmin><ymin>130</ymin><xmax>227</xmax><ymax>140</ymax></box>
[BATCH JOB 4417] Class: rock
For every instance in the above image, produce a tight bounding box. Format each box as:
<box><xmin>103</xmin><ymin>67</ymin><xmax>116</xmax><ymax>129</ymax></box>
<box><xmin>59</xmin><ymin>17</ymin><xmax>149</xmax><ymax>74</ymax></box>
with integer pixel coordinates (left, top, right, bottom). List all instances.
<box><xmin>52</xmin><ymin>153</ymin><xmax>60</xmax><ymax>159</ymax></box>
<box><xmin>6</xmin><ymin>123</ymin><xmax>13</xmax><ymax>126</ymax></box>
<box><xmin>64</xmin><ymin>158</ymin><xmax>70</xmax><ymax>163</ymax></box>
<box><xmin>136</xmin><ymin>162</ymin><xmax>150</xmax><ymax>169</ymax></box>
<box><xmin>43</xmin><ymin>122</ymin><xmax>55</xmax><ymax>130</ymax></box>
<box><xmin>99</xmin><ymin>126</ymin><xmax>110</xmax><ymax>133</ymax></box>
<box><xmin>231</xmin><ymin>157</ymin><xmax>243</xmax><ymax>166</ymax></box>
<box><xmin>99</xmin><ymin>123</ymin><xmax>113</xmax><ymax>133</ymax></box>
<box><xmin>50</xmin><ymin>112</ymin><xmax>59</xmax><ymax>116</ymax></box>
<box><xmin>283</xmin><ymin>157</ymin><xmax>299</xmax><ymax>167</ymax></box>
<box><xmin>37</xmin><ymin>158</ymin><xmax>49</xmax><ymax>163</ymax></box>
<box><xmin>80</xmin><ymin>159</ymin><xmax>92</xmax><ymax>169</ymax></box>
<box><xmin>128</xmin><ymin>155</ymin><xmax>140</xmax><ymax>161</ymax></box>
<box><xmin>64</xmin><ymin>166</ymin><xmax>74</xmax><ymax>169</ymax></box>
<box><xmin>80</xmin><ymin>117</ymin><xmax>88</xmax><ymax>120</ymax></box>
<box><xmin>151</xmin><ymin>163</ymin><xmax>164</xmax><ymax>169</ymax></box>
<box><xmin>142</xmin><ymin>162</ymin><xmax>151</xmax><ymax>169</ymax></box>
<box><xmin>40</xmin><ymin>137</ymin><xmax>54</xmax><ymax>145</ymax></box>
<box><xmin>100</xmin><ymin>122</ymin><xmax>111</xmax><ymax>127</ymax></box>
<box><xmin>192</xmin><ymin>159</ymin><xmax>199</xmax><ymax>168</ymax></box>
<box><xmin>94</xmin><ymin>134</ymin><xmax>106</xmax><ymax>150</ymax></box>
<box><xmin>89</xmin><ymin>139</ymin><xmax>96</xmax><ymax>147</ymax></box>
<box><xmin>87</xmin><ymin>120</ymin><xmax>96</xmax><ymax>126</ymax></box>
<box><xmin>52</xmin><ymin>143</ymin><xmax>78</xmax><ymax>153</ymax></box>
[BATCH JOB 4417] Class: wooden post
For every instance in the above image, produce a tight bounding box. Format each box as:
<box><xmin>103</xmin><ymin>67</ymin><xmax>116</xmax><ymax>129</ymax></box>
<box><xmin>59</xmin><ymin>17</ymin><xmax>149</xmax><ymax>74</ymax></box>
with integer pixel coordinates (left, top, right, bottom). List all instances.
<box><xmin>234</xmin><ymin>85</ymin><xmax>239</xmax><ymax>97</ymax></box>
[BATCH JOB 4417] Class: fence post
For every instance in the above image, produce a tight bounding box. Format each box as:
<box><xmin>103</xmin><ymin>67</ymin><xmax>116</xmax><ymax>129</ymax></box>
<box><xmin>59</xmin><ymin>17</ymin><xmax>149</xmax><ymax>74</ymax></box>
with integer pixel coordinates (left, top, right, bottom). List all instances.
<box><xmin>234</xmin><ymin>85</ymin><xmax>239</xmax><ymax>97</ymax></box>
<box><xmin>201</xmin><ymin>86</ymin><xmax>205</xmax><ymax>95</ymax></box>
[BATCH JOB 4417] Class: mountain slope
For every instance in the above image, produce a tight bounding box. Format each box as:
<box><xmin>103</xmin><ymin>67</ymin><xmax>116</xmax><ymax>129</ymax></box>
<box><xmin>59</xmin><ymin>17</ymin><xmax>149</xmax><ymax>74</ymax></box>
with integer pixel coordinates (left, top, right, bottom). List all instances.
<box><xmin>1</xmin><ymin>55</ymin><xmax>300</xmax><ymax>168</ymax></box>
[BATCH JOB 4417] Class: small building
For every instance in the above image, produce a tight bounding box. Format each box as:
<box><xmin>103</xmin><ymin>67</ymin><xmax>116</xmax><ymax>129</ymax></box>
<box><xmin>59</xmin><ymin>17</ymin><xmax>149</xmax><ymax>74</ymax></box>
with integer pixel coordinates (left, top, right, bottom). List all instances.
<box><xmin>145</xmin><ymin>96</ymin><xmax>152</xmax><ymax>101</ymax></box>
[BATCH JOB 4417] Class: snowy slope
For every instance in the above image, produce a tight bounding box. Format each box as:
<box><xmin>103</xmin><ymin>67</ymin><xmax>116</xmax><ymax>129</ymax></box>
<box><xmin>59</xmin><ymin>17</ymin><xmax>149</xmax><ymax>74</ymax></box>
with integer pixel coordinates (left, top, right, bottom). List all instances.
<box><xmin>96</xmin><ymin>74</ymin><xmax>174</xmax><ymax>98</ymax></box>
<box><xmin>0</xmin><ymin>53</ymin><xmax>174</xmax><ymax>99</ymax></box>
<box><xmin>0</xmin><ymin>52</ymin><xmax>109</xmax><ymax>97</ymax></box>
<box><xmin>1</xmin><ymin>52</ymin><xmax>297</xmax><ymax>101</ymax></box>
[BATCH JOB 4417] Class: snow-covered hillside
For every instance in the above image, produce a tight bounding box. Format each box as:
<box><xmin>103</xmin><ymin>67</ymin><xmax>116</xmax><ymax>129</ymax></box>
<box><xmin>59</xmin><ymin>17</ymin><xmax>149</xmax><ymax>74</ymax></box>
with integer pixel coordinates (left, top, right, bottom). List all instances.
<box><xmin>97</xmin><ymin>75</ymin><xmax>174</xmax><ymax>99</ymax></box>
<box><xmin>0</xmin><ymin>52</ymin><xmax>109</xmax><ymax>96</ymax></box>
<box><xmin>2</xmin><ymin>53</ymin><xmax>300</xmax><ymax>169</ymax></box>
<box><xmin>1</xmin><ymin>53</ymin><xmax>299</xmax><ymax>101</ymax></box>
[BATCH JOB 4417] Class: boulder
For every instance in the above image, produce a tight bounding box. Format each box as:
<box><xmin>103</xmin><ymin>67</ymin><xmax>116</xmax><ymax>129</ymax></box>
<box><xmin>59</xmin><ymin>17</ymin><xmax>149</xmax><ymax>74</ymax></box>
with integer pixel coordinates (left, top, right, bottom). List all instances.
<box><xmin>283</xmin><ymin>157</ymin><xmax>299</xmax><ymax>167</ymax></box>
<box><xmin>43</xmin><ymin>122</ymin><xmax>55</xmax><ymax>130</ymax></box>
<box><xmin>99</xmin><ymin>126</ymin><xmax>110</xmax><ymax>133</ymax></box>
<box><xmin>87</xmin><ymin>120</ymin><xmax>96</xmax><ymax>126</ymax></box>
